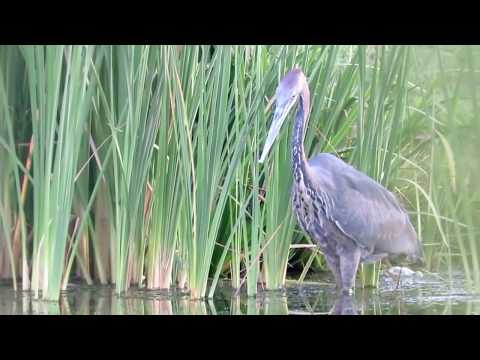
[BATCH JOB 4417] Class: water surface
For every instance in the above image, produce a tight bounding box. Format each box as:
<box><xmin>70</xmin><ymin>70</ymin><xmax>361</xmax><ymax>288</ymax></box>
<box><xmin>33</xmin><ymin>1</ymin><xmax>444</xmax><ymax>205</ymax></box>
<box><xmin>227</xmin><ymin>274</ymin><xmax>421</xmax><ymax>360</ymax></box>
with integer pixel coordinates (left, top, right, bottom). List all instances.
<box><xmin>0</xmin><ymin>270</ymin><xmax>478</xmax><ymax>315</ymax></box>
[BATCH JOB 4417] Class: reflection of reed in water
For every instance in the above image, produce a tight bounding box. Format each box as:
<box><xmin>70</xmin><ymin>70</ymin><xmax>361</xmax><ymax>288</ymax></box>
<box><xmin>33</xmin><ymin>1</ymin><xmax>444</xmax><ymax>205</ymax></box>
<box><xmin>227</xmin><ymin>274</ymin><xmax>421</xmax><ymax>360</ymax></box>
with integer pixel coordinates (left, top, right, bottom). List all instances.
<box><xmin>0</xmin><ymin>287</ymin><xmax>17</xmax><ymax>314</ymax></box>
<box><xmin>230</xmin><ymin>296</ymin><xmax>242</xmax><ymax>315</ymax></box>
<box><xmin>246</xmin><ymin>297</ymin><xmax>259</xmax><ymax>315</ymax></box>
<box><xmin>172</xmin><ymin>297</ymin><xmax>189</xmax><ymax>315</ymax></box>
<box><xmin>126</xmin><ymin>296</ymin><xmax>146</xmax><ymax>315</ymax></box>
<box><xmin>112</xmin><ymin>295</ymin><xmax>128</xmax><ymax>315</ymax></box>
<box><xmin>76</xmin><ymin>288</ymin><xmax>93</xmax><ymax>315</ymax></box>
<box><xmin>139</xmin><ymin>296</ymin><xmax>218</xmax><ymax>315</ymax></box>
<box><xmin>186</xmin><ymin>300</ymin><xmax>208</xmax><ymax>315</ymax></box>
<box><xmin>229</xmin><ymin>296</ymin><xmax>261</xmax><ymax>315</ymax></box>
<box><xmin>171</xmin><ymin>296</ymin><xmax>205</xmax><ymax>315</ymax></box>
<box><xmin>0</xmin><ymin>287</ymin><xmax>65</xmax><ymax>315</ymax></box>
<box><xmin>294</xmin><ymin>289</ymin><xmax>332</xmax><ymax>314</ymax></box>
<box><xmin>93</xmin><ymin>287</ymin><xmax>113</xmax><ymax>315</ymax></box>
<box><xmin>145</xmin><ymin>298</ymin><xmax>173</xmax><ymax>315</ymax></box>
<box><xmin>60</xmin><ymin>294</ymin><xmax>72</xmax><ymax>315</ymax></box>
<box><xmin>263</xmin><ymin>295</ymin><xmax>288</xmax><ymax>315</ymax></box>
<box><xmin>22</xmin><ymin>292</ymin><xmax>30</xmax><ymax>314</ymax></box>
<box><xmin>45</xmin><ymin>302</ymin><xmax>61</xmax><ymax>315</ymax></box>
<box><xmin>208</xmin><ymin>299</ymin><xmax>217</xmax><ymax>315</ymax></box>
<box><xmin>355</xmin><ymin>288</ymin><xmax>373</xmax><ymax>315</ymax></box>
<box><xmin>465</xmin><ymin>300</ymin><xmax>480</xmax><ymax>315</ymax></box>
<box><xmin>370</xmin><ymin>293</ymin><xmax>382</xmax><ymax>315</ymax></box>
<box><xmin>4</xmin><ymin>282</ymin><xmax>479</xmax><ymax>315</ymax></box>
<box><xmin>31</xmin><ymin>299</ymin><xmax>61</xmax><ymax>315</ymax></box>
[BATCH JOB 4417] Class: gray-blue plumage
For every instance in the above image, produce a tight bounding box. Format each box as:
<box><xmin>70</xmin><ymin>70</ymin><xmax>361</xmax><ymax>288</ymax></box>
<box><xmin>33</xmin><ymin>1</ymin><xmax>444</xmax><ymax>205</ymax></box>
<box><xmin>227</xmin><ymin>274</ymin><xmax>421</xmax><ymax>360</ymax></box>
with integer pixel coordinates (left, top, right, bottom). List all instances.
<box><xmin>307</xmin><ymin>153</ymin><xmax>421</xmax><ymax>259</ymax></box>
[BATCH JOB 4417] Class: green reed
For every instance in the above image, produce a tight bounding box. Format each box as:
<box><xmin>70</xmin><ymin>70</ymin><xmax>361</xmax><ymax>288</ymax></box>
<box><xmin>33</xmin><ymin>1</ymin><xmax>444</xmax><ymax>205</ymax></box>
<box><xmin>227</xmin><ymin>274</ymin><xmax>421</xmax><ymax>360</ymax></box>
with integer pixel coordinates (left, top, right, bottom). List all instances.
<box><xmin>21</xmin><ymin>45</ymin><xmax>98</xmax><ymax>300</ymax></box>
<box><xmin>350</xmin><ymin>46</ymin><xmax>412</xmax><ymax>287</ymax></box>
<box><xmin>144</xmin><ymin>47</ymin><xmax>183</xmax><ymax>289</ymax></box>
<box><xmin>94</xmin><ymin>45</ymin><xmax>163</xmax><ymax>294</ymax></box>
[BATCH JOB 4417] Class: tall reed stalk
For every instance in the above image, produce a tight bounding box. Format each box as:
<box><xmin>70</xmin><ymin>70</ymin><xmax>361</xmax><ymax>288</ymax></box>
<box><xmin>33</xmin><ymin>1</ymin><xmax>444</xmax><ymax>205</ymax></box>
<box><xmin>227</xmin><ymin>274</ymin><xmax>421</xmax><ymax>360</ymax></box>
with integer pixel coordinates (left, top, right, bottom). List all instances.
<box><xmin>172</xmin><ymin>46</ymin><xmax>250</xmax><ymax>299</ymax></box>
<box><xmin>94</xmin><ymin>45</ymin><xmax>162</xmax><ymax>294</ymax></box>
<box><xmin>145</xmin><ymin>47</ymin><xmax>183</xmax><ymax>289</ymax></box>
<box><xmin>0</xmin><ymin>46</ymin><xmax>29</xmax><ymax>290</ymax></box>
<box><xmin>350</xmin><ymin>46</ymin><xmax>411</xmax><ymax>287</ymax></box>
<box><xmin>22</xmin><ymin>45</ymin><xmax>97</xmax><ymax>300</ymax></box>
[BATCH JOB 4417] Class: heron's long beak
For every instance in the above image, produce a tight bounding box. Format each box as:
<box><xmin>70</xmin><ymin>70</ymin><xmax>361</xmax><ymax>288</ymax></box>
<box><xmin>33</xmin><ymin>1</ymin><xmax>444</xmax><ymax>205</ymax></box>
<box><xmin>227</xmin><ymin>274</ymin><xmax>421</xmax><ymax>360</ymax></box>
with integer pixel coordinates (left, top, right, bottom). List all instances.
<box><xmin>259</xmin><ymin>99</ymin><xmax>295</xmax><ymax>164</ymax></box>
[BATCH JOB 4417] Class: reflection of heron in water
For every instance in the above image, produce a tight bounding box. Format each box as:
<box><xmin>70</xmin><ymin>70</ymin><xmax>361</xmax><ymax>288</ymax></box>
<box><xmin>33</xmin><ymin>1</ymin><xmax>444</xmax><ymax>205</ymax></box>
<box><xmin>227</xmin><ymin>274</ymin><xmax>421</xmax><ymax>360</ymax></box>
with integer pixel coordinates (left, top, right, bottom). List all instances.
<box><xmin>259</xmin><ymin>68</ymin><xmax>424</xmax><ymax>299</ymax></box>
<box><xmin>329</xmin><ymin>294</ymin><xmax>358</xmax><ymax>315</ymax></box>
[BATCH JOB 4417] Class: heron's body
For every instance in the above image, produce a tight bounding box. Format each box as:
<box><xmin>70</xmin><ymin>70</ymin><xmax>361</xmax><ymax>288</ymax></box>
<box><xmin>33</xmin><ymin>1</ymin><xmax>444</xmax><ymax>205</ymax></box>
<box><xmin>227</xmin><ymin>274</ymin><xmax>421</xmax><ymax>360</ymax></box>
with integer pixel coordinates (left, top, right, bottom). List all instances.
<box><xmin>260</xmin><ymin>68</ymin><xmax>423</xmax><ymax>295</ymax></box>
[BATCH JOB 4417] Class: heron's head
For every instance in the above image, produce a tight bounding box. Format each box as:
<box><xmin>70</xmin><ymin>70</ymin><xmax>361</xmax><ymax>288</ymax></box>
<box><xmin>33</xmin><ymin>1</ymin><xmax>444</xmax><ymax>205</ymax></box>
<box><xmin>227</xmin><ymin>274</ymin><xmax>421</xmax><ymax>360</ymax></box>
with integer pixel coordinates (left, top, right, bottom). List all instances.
<box><xmin>259</xmin><ymin>68</ymin><xmax>308</xmax><ymax>163</ymax></box>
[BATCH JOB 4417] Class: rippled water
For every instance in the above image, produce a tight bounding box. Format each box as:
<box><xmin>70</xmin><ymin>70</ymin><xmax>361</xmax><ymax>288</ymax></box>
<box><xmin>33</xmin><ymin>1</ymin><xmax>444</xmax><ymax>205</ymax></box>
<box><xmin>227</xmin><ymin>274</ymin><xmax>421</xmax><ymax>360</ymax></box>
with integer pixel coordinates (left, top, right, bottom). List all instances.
<box><xmin>0</xmin><ymin>270</ymin><xmax>478</xmax><ymax>315</ymax></box>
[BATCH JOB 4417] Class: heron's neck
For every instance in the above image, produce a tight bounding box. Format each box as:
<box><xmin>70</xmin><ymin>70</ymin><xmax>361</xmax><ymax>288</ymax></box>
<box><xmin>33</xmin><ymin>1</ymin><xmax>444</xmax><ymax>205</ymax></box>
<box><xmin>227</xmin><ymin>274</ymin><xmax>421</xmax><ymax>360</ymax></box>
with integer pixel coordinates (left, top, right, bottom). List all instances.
<box><xmin>292</xmin><ymin>92</ymin><xmax>310</xmax><ymax>183</ymax></box>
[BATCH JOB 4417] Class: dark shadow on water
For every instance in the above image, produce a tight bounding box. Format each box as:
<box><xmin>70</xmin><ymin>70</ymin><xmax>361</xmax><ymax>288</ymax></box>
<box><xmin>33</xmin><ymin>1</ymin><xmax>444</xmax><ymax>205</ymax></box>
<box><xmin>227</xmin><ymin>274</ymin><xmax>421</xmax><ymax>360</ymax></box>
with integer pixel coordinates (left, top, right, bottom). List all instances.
<box><xmin>0</xmin><ymin>270</ymin><xmax>479</xmax><ymax>315</ymax></box>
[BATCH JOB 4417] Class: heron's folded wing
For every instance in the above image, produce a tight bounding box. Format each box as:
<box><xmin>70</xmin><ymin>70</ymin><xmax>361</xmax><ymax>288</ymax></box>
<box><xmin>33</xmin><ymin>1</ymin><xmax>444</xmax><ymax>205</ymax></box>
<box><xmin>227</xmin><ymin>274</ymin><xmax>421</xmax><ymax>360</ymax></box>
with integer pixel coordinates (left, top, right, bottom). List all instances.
<box><xmin>336</xmin><ymin>169</ymin><xmax>417</xmax><ymax>254</ymax></box>
<box><xmin>309</xmin><ymin>154</ymin><xmax>414</xmax><ymax>253</ymax></box>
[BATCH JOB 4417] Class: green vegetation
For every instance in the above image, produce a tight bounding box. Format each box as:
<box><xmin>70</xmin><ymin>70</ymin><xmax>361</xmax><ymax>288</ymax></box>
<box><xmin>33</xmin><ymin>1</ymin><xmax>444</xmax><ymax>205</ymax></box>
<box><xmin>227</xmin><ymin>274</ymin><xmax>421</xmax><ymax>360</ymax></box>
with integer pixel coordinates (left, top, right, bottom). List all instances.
<box><xmin>0</xmin><ymin>45</ymin><xmax>478</xmax><ymax>302</ymax></box>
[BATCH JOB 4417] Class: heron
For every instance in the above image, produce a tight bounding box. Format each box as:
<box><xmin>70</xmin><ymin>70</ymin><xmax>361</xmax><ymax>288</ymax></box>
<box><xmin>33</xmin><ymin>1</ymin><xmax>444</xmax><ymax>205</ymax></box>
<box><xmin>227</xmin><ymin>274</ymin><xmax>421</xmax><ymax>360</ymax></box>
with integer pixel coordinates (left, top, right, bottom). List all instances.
<box><xmin>259</xmin><ymin>68</ymin><xmax>424</xmax><ymax>296</ymax></box>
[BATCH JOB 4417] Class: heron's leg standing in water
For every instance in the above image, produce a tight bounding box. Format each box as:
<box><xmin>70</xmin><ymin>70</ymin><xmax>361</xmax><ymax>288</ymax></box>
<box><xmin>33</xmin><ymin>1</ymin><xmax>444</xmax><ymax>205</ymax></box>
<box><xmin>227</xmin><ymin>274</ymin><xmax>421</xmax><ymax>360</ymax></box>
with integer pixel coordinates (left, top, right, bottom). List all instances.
<box><xmin>339</xmin><ymin>247</ymin><xmax>361</xmax><ymax>296</ymax></box>
<box><xmin>324</xmin><ymin>254</ymin><xmax>342</xmax><ymax>290</ymax></box>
